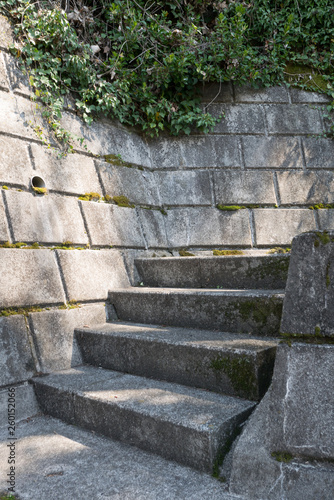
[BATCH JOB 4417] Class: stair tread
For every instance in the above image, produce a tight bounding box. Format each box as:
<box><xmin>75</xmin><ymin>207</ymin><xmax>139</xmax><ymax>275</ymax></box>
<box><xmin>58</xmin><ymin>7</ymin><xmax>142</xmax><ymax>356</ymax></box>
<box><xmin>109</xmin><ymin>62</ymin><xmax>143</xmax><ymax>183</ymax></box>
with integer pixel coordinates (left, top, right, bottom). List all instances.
<box><xmin>33</xmin><ymin>365</ymin><xmax>255</xmax><ymax>431</ymax></box>
<box><xmin>112</xmin><ymin>287</ymin><xmax>285</xmax><ymax>296</ymax></box>
<box><xmin>76</xmin><ymin>321</ymin><xmax>279</xmax><ymax>352</ymax></box>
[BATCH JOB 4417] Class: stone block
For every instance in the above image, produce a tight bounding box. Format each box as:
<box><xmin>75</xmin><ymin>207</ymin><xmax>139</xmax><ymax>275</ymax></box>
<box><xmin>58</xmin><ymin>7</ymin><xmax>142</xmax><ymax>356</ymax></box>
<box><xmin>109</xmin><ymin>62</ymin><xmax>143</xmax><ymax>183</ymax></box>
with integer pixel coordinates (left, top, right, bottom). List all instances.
<box><xmin>230</xmin><ymin>343</ymin><xmax>334</xmax><ymax>499</ymax></box>
<box><xmin>266</xmin><ymin>104</ymin><xmax>323</xmax><ymax>134</ymax></box>
<box><xmin>198</xmin><ymin>81</ymin><xmax>233</xmax><ymax>102</ymax></box>
<box><xmin>0</xmin><ymin>249</ymin><xmax>65</xmax><ymax>307</ymax></box>
<box><xmin>0</xmin><ymin>52</ymin><xmax>9</xmax><ymax>91</ymax></box>
<box><xmin>29</xmin><ymin>304</ymin><xmax>106</xmax><ymax>373</ymax></box>
<box><xmin>302</xmin><ymin>137</ymin><xmax>334</xmax><ymax>169</ymax></box>
<box><xmin>0</xmin><ymin>15</ymin><xmax>15</xmax><ymax>50</ymax></box>
<box><xmin>0</xmin><ymin>315</ymin><xmax>36</xmax><ymax>386</ymax></box>
<box><xmin>0</xmin><ymin>92</ymin><xmax>47</xmax><ymax>141</ymax></box>
<box><xmin>289</xmin><ymin>88</ymin><xmax>330</xmax><ymax>103</ymax></box>
<box><xmin>56</xmin><ymin>249</ymin><xmax>130</xmax><ymax>301</ymax></box>
<box><xmin>149</xmin><ymin>137</ymin><xmax>183</xmax><ymax>169</ymax></box>
<box><xmin>5</xmin><ymin>190</ymin><xmax>88</xmax><ymax>245</ymax></box>
<box><xmin>183</xmin><ymin>135</ymin><xmax>241</xmax><ymax>168</ymax></box>
<box><xmin>234</xmin><ymin>84</ymin><xmax>289</xmax><ymax>103</ymax></box>
<box><xmin>0</xmin><ymin>383</ymin><xmax>39</xmax><ymax>427</ymax></box>
<box><xmin>0</xmin><ymin>195</ymin><xmax>9</xmax><ymax>242</ymax></box>
<box><xmin>30</xmin><ymin>144</ymin><xmax>101</xmax><ymax>195</ymax></box>
<box><xmin>254</xmin><ymin>209</ymin><xmax>316</xmax><ymax>246</ymax></box>
<box><xmin>214</xmin><ymin>170</ymin><xmax>276</xmax><ymax>205</ymax></box>
<box><xmin>207</xmin><ymin>104</ymin><xmax>266</xmax><ymax>134</ymax></box>
<box><xmin>97</xmin><ymin>162</ymin><xmax>159</xmax><ymax>206</ymax></box>
<box><xmin>281</xmin><ymin>231</ymin><xmax>334</xmax><ymax>337</ymax></box>
<box><xmin>188</xmin><ymin>207</ymin><xmax>252</xmax><ymax>247</ymax></box>
<box><xmin>0</xmin><ymin>135</ymin><xmax>33</xmax><ymax>186</ymax></box>
<box><xmin>60</xmin><ymin>112</ymin><xmax>151</xmax><ymax>166</ymax></box>
<box><xmin>164</xmin><ymin>208</ymin><xmax>189</xmax><ymax>248</ymax></box>
<box><xmin>81</xmin><ymin>201</ymin><xmax>145</xmax><ymax>248</ymax></box>
<box><xmin>4</xmin><ymin>52</ymin><xmax>31</xmax><ymax>97</ymax></box>
<box><xmin>318</xmin><ymin>209</ymin><xmax>334</xmax><ymax>230</ymax></box>
<box><xmin>284</xmin><ymin>462</ymin><xmax>334</xmax><ymax>500</ymax></box>
<box><xmin>156</xmin><ymin>170</ymin><xmax>212</xmax><ymax>206</ymax></box>
<box><xmin>243</xmin><ymin>136</ymin><xmax>303</xmax><ymax>168</ymax></box>
<box><xmin>278</xmin><ymin>171</ymin><xmax>334</xmax><ymax>205</ymax></box>
<box><xmin>137</xmin><ymin>209</ymin><xmax>168</xmax><ymax>248</ymax></box>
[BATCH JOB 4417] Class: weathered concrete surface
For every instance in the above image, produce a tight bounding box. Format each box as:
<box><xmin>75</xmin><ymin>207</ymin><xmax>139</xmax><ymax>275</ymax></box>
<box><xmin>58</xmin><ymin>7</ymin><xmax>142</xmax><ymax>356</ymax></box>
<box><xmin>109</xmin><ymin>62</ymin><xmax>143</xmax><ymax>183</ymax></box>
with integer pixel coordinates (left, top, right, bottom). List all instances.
<box><xmin>135</xmin><ymin>255</ymin><xmax>290</xmax><ymax>290</ymax></box>
<box><xmin>4</xmin><ymin>52</ymin><xmax>31</xmax><ymax>97</ymax></box>
<box><xmin>0</xmin><ymin>249</ymin><xmax>65</xmax><ymax>307</ymax></box>
<box><xmin>81</xmin><ymin>202</ymin><xmax>145</xmax><ymax>248</ymax></box>
<box><xmin>56</xmin><ymin>249</ymin><xmax>130</xmax><ymax>301</ymax></box>
<box><xmin>0</xmin><ymin>195</ymin><xmax>9</xmax><ymax>241</ymax></box>
<box><xmin>0</xmin><ymin>135</ymin><xmax>33</xmax><ymax>186</ymax></box>
<box><xmin>0</xmin><ymin>383</ymin><xmax>39</xmax><ymax>428</ymax></box>
<box><xmin>254</xmin><ymin>209</ymin><xmax>316</xmax><ymax>246</ymax></box>
<box><xmin>32</xmin><ymin>365</ymin><xmax>255</xmax><ymax>472</ymax></box>
<box><xmin>109</xmin><ymin>288</ymin><xmax>284</xmax><ymax>336</ymax></box>
<box><xmin>208</xmin><ymin>104</ymin><xmax>266</xmax><ymax>134</ymax></box>
<box><xmin>234</xmin><ymin>84</ymin><xmax>289</xmax><ymax>103</ymax></box>
<box><xmin>318</xmin><ymin>209</ymin><xmax>334</xmax><ymax>230</ymax></box>
<box><xmin>281</xmin><ymin>230</ymin><xmax>334</xmax><ymax>337</ymax></box>
<box><xmin>30</xmin><ymin>144</ymin><xmax>101</xmax><ymax>195</ymax></box>
<box><xmin>76</xmin><ymin>321</ymin><xmax>277</xmax><ymax>400</ymax></box>
<box><xmin>5</xmin><ymin>190</ymin><xmax>88</xmax><ymax>245</ymax></box>
<box><xmin>156</xmin><ymin>170</ymin><xmax>212</xmax><ymax>206</ymax></box>
<box><xmin>302</xmin><ymin>137</ymin><xmax>334</xmax><ymax>169</ymax></box>
<box><xmin>242</xmin><ymin>137</ymin><xmax>302</xmax><ymax>168</ymax></box>
<box><xmin>214</xmin><ymin>170</ymin><xmax>276</xmax><ymax>205</ymax></box>
<box><xmin>277</xmin><ymin>171</ymin><xmax>334</xmax><ymax>205</ymax></box>
<box><xmin>0</xmin><ymin>53</ymin><xmax>9</xmax><ymax>91</ymax></box>
<box><xmin>266</xmin><ymin>104</ymin><xmax>323</xmax><ymax>134</ymax></box>
<box><xmin>0</xmin><ymin>315</ymin><xmax>36</xmax><ymax>386</ymax></box>
<box><xmin>29</xmin><ymin>304</ymin><xmax>106</xmax><ymax>373</ymax></box>
<box><xmin>137</xmin><ymin>209</ymin><xmax>168</xmax><ymax>248</ymax></box>
<box><xmin>0</xmin><ymin>415</ymin><xmax>241</xmax><ymax>500</ymax></box>
<box><xmin>0</xmin><ymin>15</ymin><xmax>15</xmax><ymax>50</ymax></box>
<box><xmin>290</xmin><ymin>88</ymin><xmax>330</xmax><ymax>103</ymax></box>
<box><xmin>229</xmin><ymin>343</ymin><xmax>334</xmax><ymax>499</ymax></box>
<box><xmin>98</xmin><ymin>162</ymin><xmax>159</xmax><ymax>206</ymax></box>
<box><xmin>0</xmin><ymin>92</ymin><xmax>47</xmax><ymax>140</ymax></box>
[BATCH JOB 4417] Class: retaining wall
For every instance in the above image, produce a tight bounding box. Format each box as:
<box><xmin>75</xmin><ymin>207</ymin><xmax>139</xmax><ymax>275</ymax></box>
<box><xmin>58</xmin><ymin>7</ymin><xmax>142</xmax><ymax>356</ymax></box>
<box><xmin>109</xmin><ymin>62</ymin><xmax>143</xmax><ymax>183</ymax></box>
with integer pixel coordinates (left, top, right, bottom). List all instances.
<box><xmin>1</xmin><ymin>12</ymin><xmax>334</xmax><ymax>422</ymax></box>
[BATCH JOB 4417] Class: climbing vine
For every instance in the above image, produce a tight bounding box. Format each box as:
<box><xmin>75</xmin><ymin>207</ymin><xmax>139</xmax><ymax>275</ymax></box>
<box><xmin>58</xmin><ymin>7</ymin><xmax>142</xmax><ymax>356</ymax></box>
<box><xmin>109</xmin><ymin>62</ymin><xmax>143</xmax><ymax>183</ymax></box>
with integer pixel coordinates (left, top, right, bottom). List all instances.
<box><xmin>1</xmin><ymin>0</ymin><xmax>334</xmax><ymax>148</ymax></box>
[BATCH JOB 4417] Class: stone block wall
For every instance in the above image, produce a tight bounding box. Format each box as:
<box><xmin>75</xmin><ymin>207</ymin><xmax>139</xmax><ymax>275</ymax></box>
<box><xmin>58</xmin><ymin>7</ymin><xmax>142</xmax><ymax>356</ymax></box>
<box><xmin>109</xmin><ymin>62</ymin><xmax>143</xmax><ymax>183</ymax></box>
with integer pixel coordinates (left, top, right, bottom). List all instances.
<box><xmin>1</xmin><ymin>13</ymin><xmax>334</xmax><ymax>423</ymax></box>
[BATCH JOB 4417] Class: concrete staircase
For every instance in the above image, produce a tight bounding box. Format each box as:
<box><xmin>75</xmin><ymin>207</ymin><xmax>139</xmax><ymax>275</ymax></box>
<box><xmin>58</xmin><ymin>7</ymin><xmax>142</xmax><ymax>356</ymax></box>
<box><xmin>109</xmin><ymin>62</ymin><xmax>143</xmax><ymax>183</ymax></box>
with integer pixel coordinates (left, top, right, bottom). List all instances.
<box><xmin>32</xmin><ymin>254</ymin><xmax>289</xmax><ymax>474</ymax></box>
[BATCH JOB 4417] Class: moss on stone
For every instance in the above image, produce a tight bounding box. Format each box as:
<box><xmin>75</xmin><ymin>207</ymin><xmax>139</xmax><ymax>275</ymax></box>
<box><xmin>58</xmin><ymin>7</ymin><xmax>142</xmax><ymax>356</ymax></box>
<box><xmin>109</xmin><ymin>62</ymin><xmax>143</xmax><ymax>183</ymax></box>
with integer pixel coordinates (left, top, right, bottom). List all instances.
<box><xmin>210</xmin><ymin>354</ymin><xmax>257</xmax><ymax>399</ymax></box>
<box><xmin>216</xmin><ymin>204</ymin><xmax>246</xmax><ymax>211</ymax></box>
<box><xmin>213</xmin><ymin>249</ymin><xmax>244</xmax><ymax>256</ymax></box>
<box><xmin>112</xmin><ymin>195</ymin><xmax>135</xmax><ymax>208</ymax></box>
<box><xmin>103</xmin><ymin>194</ymin><xmax>112</xmax><ymax>203</ymax></box>
<box><xmin>271</xmin><ymin>451</ymin><xmax>293</xmax><ymax>463</ymax></box>
<box><xmin>0</xmin><ymin>305</ymin><xmax>43</xmax><ymax>317</ymax></box>
<box><xmin>267</xmin><ymin>247</ymin><xmax>291</xmax><ymax>254</ymax></box>
<box><xmin>2</xmin><ymin>185</ymin><xmax>8</xmax><ymax>190</ymax></box>
<box><xmin>104</xmin><ymin>154</ymin><xmax>133</xmax><ymax>168</ymax></box>
<box><xmin>279</xmin><ymin>331</ymin><xmax>334</xmax><ymax>345</ymax></box>
<box><xmin>179</xmin><ymin>249</ymin><xmax>195</xmax><ymax>257</ymax></box>
<box><xmin>32</xmin><ymin>186</ymin><xmax>47</xmax><ymax>195</ymax></box>
<box><xmin>284</xmin><ymin>63</ymin><xmax>328</xmax><ymax>92</ymax></box>
<box><xmin>78</xmin><ymin>192</ymin><xmax>101</xmax><ymax>202</ymax></box>
<box><xmin>246</xmin><ymin>255</ymin><xmax>290</xmax><ymax>281</ymax></box>
<box><xmin>309</xmin><ymin>203</ymin><xmax>334</xmax><ymax>210</ymax></box>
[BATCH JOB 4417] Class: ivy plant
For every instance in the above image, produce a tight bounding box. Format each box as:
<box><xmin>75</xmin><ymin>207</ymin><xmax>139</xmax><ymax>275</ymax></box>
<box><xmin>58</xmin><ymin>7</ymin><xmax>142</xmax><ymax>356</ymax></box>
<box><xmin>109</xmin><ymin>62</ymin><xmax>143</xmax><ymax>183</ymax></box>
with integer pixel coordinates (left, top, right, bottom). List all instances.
<box><xmin>1</xmin><ymin>0</ymin><xmax>334</xmax><ymax>150</ymax></box>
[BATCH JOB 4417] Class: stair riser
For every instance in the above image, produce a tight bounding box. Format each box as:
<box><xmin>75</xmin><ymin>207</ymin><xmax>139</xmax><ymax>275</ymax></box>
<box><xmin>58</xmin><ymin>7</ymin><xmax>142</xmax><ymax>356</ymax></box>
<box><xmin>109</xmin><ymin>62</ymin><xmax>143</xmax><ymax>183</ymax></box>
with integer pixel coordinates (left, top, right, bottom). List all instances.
<box><xmin>135</xmin><ymin>256</ymin><xmax>290</xmax><ymax>290</ymax></box>
<box><xmin>76</xmin><ymin>331</ymin><xmax>276</xmax><ymax>400</ymax></box>
<box><xmin>109</xmin><ymin>292</ymin><xmax>283</xmax><ymax>336</ymax></box>
<box><xmin>33</xmin><ymin>381</ymin><xmax>252</xmax><ymax>472</ymax></box>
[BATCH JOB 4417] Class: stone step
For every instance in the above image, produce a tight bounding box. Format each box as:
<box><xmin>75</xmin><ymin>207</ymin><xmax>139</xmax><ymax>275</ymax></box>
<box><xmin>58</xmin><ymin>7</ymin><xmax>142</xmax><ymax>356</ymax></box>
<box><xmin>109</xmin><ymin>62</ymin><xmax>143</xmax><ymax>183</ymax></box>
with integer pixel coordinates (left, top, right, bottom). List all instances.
<box><xmin>108</xmin><ymin>288</ymin><xmax>285</xmax><ymax>336</ymax></box>
<box><xmin>32</xmin><ymin>365</ymin><xmax>256</xmax><ymax>473</ymax></box>
<box><xmin>75</xmin><ymin>322</ymin><xmax>278</xmax><ymax>401</ymax></box>
<box><xmin>135</xmin><ymin>255</ymin><xmax>290</xmax><ymax>290</ymax></box>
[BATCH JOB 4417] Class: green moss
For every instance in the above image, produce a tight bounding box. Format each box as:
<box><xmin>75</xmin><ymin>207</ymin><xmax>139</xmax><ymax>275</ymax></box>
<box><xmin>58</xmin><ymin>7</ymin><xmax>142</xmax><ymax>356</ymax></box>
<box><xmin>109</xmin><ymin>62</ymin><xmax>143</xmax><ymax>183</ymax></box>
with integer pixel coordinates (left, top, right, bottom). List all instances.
<box><xmin>179</xmin><ymin>249</ymin><xmax>195</xmax><ymax>257</ymax></box>
<box><xmin>2</xmin><ymin>185</ymin><xmax>9</xmax><ymax>190</ymax></box>
<box><xmin>0</xmin><ymin>241</ymin><xmax>40</xmax><ymax>249</ymax></box>
<box><xmin>32</xmin><ymin>186</ymin><xmax>47</xmax><ymax>195</ymax></box>
<box><xmin>315</xmin><ymin>325</ymin><xmax>321</xmax><ymax>336</ymax></box>
<box><xmin>309</xmin><ymin>203</ymin><xmax>334</xmax><ymax>210</ymax></box>
<box><xmin>284</xmin><ymin>64</ymin><xmax>328</xmax><ymax>92</ymax></box>
<box><xmin>246</xmin><ymin>255</ymin><xmax>290</xmax><ymax>281</ymax></box>
<box><xmin>112</xmin><ymin>195</ymin><xmax>135</xmax><ymax>208</ymax></box>
<box><xmin>210</xmin><ymin>354</ymin><xmax>257</xmax><ymax>399</ymax></box>
<box><xmin>159</xmin><ymin>208</ymin><xmax>167</xmax><ymax>216</ymax></box>
<box><xmin>104</xmin><ymin>154</ymin><xmax>133</xmax><ymax>168</ymax></box>
<box><xmin>212</xmin><ymin>425</ymin><xmax>244</xmax><ymax>479</ymax></box>
<box><xmin>78</xmin><ymin>192</ymin><xmax>101</xmax><ymax>202</ymax></box>
<box><xmin>216</xmin><ymin>204</ymin><xmax>246</xmax><ymax>211</ymax></box>
<box><xmin>213</xmin><ymin>249</ymin><xmax>244</xmax><ymax>256</ymax></box>
<box><xmin>271</xmin><ymin>451</ymin><xmax>293</xmax><ymax>463</ymax></box>
<box><xmin>314</xmin><ymin>231</ymin><xmax>334</xmax><ymax>247</ymax></box>
<box><xmin>103</xmin><ymin>194</ymin><xmax>112</xmax><ymax>203</ymax></box>
<box><xmin>326</xmin><ymin>263</ymin><xmax>331</xmax><ymax>288</ymax></box>
<box><xmin>267</xmin><ymin>247</ymin><xmax>291</xmax><ymax>254</ymax></box>
<box><xmin>279</xmin><ymin>332</ymin><xmax>334</xmax><ymax>345</ymax></box>
<box><xmin>0</xmin><ymin>305</ymin><xmax>43</xmax><ymax>317</ymax></box>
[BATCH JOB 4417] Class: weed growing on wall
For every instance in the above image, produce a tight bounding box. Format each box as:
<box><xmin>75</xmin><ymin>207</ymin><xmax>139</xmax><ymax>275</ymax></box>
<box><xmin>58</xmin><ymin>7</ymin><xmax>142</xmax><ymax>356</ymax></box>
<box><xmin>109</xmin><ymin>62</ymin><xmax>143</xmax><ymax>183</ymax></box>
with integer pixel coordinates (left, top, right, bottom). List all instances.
<box><xmin>1</xmin><ymin>0</ymin><xmax>334</xmax><ymax>147</ymax></box>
